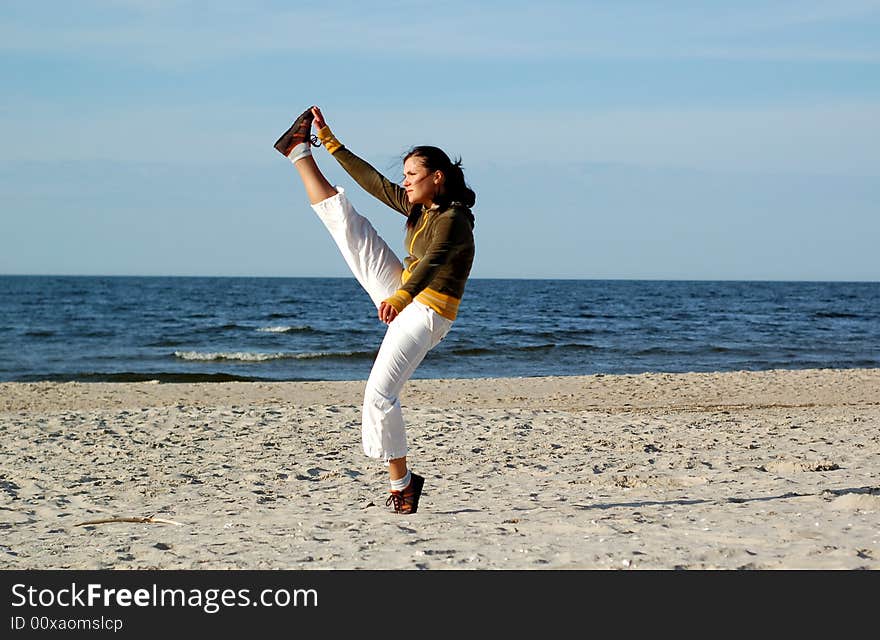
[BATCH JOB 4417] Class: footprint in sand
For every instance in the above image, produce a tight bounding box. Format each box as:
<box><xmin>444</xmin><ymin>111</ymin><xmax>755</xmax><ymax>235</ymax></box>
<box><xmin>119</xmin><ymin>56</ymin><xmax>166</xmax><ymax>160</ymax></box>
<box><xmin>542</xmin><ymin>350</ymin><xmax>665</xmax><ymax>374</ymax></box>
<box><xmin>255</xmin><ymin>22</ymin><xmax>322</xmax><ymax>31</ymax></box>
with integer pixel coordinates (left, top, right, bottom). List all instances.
<box><xmin>759</xmin><ymin>460</ymin><xmax>840</xmax><ymax>474</ymax></box>
<box><xmin>823</xmin><ymin>487</ymin><xmax>880</xmax><ymax>511</ymax></box>
<box><xmin>611</xmin><ymin>475</ymin><xmax>708</xmax><ymax>489</ymax></box>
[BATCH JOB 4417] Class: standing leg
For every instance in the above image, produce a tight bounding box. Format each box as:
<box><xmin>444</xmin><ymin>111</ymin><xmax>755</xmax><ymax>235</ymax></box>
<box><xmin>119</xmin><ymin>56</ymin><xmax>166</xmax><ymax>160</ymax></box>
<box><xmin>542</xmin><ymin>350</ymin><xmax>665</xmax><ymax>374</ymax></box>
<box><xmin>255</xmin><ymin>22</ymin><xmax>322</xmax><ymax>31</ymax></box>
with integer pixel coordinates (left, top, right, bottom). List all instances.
<box><xmin>363</xmin><ymin>303</ymin><xmax>452</xmax><ymax>513</ymax></box>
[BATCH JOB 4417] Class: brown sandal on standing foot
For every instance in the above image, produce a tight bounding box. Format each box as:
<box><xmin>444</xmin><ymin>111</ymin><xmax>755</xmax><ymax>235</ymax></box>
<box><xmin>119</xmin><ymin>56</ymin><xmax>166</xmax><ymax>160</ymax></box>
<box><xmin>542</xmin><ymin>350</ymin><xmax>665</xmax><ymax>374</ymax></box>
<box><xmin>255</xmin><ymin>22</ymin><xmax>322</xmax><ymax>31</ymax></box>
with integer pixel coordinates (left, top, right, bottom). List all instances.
<box><xmin>386</xmin><ymin>473</ymin><xmax>424</xmax><ymax>514</ymax></box>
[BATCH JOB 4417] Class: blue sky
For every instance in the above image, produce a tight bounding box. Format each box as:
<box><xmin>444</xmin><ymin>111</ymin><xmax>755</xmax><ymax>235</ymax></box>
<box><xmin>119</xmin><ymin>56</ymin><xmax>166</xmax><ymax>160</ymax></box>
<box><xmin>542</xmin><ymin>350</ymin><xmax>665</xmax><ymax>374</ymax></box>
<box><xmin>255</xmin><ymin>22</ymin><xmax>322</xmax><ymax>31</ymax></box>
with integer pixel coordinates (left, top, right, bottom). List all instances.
<box><xmin>2</xmin><ymin>1</ymin><xmax>878</xmax><ymax>280</ymax></box>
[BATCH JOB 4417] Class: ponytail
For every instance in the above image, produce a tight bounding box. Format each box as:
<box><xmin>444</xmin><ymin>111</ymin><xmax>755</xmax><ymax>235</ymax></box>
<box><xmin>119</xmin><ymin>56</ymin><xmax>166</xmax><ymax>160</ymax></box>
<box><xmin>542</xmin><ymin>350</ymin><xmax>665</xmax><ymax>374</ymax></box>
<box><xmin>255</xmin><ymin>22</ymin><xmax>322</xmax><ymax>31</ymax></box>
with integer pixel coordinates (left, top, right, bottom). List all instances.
<box><xmin>443</xmin><ymin>160</ymin><xmax>476</xmax><ymax>209</ymax></box>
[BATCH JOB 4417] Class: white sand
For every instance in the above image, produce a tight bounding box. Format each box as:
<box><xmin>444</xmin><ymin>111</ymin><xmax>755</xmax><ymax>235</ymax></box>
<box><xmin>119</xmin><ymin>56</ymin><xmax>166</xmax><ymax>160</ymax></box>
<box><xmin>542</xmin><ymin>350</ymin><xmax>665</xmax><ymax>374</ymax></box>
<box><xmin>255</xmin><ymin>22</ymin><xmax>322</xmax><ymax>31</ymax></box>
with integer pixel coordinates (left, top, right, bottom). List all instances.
<box><xmin>1</xmin><ymin>368</ymin><xmax>878</xmax><ymax>569</ymax></box>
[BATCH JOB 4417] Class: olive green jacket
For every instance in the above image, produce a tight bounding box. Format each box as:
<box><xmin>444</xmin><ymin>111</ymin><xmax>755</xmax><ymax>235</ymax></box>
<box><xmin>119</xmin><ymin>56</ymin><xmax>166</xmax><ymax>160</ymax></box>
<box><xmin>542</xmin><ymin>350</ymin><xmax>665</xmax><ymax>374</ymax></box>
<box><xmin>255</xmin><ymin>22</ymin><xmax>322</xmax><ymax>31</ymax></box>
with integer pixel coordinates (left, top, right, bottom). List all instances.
<box><xmin>317</xmin><ymin>127</ymin><xmax>474</xmax><ymax>320</ymax></box>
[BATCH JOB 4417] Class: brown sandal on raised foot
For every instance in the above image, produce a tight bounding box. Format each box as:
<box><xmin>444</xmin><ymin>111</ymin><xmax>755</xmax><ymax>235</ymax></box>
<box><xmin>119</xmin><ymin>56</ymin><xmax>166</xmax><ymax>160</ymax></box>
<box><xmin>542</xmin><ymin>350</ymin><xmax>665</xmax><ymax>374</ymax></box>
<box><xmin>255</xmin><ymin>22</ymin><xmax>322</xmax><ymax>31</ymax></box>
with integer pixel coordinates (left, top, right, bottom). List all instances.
<box><xmin>273</xmin><ymin>107</ymin><xmax>321</xmax><ymax>156</ymax></box>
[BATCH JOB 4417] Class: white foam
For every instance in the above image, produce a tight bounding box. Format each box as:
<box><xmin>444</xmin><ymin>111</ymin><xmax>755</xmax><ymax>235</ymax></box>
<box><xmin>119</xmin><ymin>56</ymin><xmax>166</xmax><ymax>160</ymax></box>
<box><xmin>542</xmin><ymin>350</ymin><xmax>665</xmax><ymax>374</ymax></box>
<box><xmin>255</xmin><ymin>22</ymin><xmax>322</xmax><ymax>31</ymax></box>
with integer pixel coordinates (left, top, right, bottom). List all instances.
<box><xmin>174</xmin><ymin>351</ymin><xmax>280</xmax><ymax>362</ymax></box>
<box><xmin>256</xmin><ymin>325</ymin><xmax>310</xmax><ymax>333</ymax></box>
<box><xmin>173</xmin><ymin>350</ymin><xmax>356</xmax><ymax>362</ymax></box>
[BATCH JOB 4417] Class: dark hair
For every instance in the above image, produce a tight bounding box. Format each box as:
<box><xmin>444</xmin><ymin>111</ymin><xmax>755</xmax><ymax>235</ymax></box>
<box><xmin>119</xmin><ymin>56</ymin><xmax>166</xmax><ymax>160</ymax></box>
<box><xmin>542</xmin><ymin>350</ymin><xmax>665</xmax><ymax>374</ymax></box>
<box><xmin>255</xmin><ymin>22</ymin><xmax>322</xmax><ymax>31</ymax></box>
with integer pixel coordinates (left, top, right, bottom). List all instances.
<box><xmin>403</xmin><ymin>146</ymin><xmax>476</xmax><ymax>228</ymax></box>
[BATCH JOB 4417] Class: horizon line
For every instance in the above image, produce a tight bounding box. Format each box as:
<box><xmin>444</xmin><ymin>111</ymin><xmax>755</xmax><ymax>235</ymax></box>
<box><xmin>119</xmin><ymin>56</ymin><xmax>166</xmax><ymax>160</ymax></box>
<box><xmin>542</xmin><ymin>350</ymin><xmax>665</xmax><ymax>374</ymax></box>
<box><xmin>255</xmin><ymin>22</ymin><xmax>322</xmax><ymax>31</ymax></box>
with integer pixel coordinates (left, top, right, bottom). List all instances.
<box><xmin>2</xmin><ymin>273</ymin><xmax>878</xmax><ymax>284</ymax></box>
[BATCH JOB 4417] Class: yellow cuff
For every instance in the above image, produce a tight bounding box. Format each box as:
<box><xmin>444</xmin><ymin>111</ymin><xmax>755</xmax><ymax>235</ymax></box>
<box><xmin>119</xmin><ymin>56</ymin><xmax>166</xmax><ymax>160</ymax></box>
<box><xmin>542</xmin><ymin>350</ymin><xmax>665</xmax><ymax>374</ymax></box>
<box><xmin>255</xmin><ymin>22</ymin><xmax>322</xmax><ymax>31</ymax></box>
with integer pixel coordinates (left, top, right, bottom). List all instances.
<box><xmin>383</xmin><ymin>290</ymin><xmax>413</xmax><ymax>313</ymax></box>
<box><xmin>316</xmin><ymin>126</ymin><xmax>343</xmax><ymax>155</ymax></box>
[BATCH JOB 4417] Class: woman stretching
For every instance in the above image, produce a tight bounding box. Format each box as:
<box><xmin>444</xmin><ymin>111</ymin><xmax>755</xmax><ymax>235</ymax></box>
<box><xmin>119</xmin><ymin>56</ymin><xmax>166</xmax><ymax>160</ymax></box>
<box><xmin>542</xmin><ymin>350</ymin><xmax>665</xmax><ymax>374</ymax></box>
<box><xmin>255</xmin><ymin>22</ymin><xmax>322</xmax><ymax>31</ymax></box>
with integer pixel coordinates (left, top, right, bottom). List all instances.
<box><xmin>274</xmin><ymin>106</ymin><xmax>476</xmax><ymax>514</ymax></box>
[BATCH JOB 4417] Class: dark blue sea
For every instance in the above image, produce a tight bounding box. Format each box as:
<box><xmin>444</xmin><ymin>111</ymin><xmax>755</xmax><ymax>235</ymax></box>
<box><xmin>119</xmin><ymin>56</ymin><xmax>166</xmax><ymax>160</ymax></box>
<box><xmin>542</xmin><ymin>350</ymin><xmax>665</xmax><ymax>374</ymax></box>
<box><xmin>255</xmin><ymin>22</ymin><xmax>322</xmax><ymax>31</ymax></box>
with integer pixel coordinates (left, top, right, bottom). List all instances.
<box><xmin>0</xmin><ymin>276</ymin><xmax>877</xmax><ymax>383</ymax></box>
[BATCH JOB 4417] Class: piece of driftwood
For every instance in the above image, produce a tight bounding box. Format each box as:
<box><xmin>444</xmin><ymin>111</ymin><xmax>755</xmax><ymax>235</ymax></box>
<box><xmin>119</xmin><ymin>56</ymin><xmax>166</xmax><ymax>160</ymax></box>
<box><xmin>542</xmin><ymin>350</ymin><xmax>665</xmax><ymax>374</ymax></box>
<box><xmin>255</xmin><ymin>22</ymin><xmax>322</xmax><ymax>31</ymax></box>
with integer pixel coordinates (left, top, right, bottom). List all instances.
<box><xmin>74</xmin><ymin>515</ymin><xmax>182</xmax><ymax>527</ymax></box>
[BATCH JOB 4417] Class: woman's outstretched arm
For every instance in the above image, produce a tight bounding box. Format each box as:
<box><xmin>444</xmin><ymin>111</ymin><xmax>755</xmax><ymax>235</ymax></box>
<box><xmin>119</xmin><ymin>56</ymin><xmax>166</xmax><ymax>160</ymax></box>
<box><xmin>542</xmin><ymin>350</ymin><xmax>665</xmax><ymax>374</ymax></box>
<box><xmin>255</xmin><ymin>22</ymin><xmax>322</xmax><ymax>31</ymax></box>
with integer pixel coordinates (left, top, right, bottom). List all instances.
<box><xmin>311</xmin><ymin>107</ymin><xmax>412</xmax><ymax>217</ymax></box>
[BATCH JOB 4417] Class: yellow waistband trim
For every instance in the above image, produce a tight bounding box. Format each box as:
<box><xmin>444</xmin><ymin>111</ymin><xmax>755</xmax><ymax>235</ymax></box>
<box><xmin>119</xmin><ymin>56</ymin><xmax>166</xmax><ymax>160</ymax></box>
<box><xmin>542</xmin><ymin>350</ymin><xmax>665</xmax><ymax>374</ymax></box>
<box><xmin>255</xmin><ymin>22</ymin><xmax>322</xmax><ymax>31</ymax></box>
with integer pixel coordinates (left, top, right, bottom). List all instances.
<box><xmin>415</xmin><ymin>288</ymin><xmax>461</xmax><ymax>320</ymax></box>
<box><xmin>400</xmin><ymin>270</ymin><xmax>461</xmax><ymax>319</ymax></box>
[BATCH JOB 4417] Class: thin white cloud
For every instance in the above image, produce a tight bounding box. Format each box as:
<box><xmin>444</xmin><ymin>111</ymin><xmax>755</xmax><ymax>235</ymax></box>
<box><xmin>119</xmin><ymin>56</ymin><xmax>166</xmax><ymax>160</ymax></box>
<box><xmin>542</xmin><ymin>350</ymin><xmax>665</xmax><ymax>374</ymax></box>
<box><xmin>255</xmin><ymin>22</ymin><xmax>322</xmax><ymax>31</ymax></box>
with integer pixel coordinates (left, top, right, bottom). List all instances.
<box><xmin>1</xmin><ymin>1</ymin><xmax>878</xmax><ymax>65</ymax></box>
<box><xmin>3</xmin><ymin>99</ymin><xmax>878</xmax><ymax>177</ymax></box>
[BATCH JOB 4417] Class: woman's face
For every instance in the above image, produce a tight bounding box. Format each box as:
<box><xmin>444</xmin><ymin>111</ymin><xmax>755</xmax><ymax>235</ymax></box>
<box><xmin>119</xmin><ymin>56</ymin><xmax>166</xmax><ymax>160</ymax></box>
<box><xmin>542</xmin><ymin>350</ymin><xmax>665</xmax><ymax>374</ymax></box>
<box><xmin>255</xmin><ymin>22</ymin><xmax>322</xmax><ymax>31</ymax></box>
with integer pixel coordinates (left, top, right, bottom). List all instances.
<box><xmin>402</xmin><ymin>156</ymin><xmax>442</xmax><ymax>206</ymax></box>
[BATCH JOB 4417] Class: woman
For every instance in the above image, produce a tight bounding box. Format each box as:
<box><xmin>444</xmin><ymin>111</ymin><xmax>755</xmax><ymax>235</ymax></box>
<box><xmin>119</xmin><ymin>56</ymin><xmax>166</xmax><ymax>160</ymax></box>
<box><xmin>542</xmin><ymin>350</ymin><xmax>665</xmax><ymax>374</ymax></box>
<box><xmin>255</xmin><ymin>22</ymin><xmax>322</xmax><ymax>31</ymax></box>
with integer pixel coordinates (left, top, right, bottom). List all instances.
<box><xmin>274</xmin><ymin>106</ymin><xmax>475</xmax><ymax>514</ymax></box>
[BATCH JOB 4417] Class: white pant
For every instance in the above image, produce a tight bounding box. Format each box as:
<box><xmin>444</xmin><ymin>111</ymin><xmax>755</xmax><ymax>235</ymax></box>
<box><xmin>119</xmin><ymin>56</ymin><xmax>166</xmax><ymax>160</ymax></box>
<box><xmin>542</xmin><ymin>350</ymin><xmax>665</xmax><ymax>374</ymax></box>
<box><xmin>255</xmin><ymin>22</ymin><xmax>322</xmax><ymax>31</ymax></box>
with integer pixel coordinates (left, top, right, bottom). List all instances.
<box><xmin>311</xmin><ymin>188</ymin><xmax>453</xmax><ymax>462</ymax></box>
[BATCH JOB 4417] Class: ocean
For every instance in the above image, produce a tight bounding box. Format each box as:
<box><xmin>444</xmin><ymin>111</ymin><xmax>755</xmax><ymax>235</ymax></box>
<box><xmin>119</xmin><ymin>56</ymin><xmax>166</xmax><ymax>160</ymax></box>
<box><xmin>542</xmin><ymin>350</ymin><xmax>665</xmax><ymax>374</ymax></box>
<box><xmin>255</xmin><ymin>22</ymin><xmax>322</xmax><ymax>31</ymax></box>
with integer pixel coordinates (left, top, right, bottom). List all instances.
<box><xmin>0</xmin><ymin>276</ymin><xmax>877</xmax><ymax>383</ymax></box>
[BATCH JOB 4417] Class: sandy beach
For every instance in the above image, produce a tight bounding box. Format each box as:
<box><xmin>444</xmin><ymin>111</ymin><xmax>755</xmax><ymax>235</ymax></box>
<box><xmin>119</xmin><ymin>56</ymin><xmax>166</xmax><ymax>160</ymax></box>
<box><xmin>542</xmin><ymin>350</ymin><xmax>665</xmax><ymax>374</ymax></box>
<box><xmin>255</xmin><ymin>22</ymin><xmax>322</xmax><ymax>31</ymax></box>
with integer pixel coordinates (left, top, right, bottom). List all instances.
<box><xmin>1</xmin><ymin>368</ymin><xmax>878</xmax><ymax>570</ymax></box>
